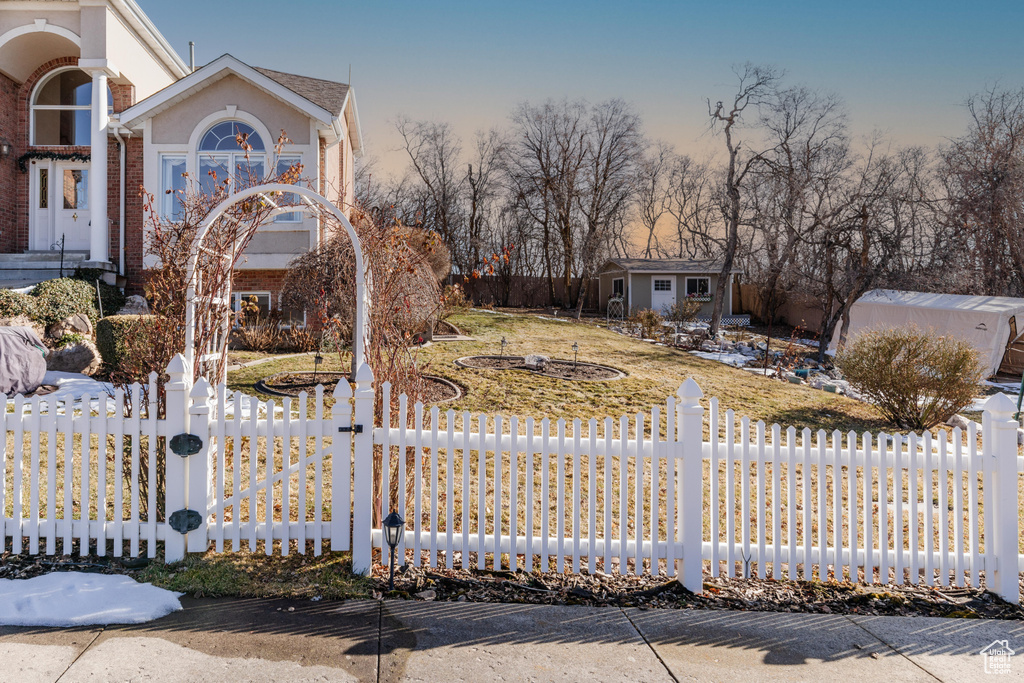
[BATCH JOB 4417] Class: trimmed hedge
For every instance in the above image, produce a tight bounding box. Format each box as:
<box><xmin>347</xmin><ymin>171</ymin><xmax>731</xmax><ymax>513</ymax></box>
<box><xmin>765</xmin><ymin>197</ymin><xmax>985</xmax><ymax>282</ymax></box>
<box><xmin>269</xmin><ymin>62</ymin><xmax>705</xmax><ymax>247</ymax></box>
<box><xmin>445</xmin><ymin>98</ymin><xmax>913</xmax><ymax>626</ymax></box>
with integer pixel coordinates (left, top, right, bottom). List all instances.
<box><xmin>96</xmin><ymin>315</ymin><xmax>156</xmax><ymax>369</ymax></box>
<box><xmin>30</xmin><ymin>278</ymin><xmax>98</xmax><ymax>327</ymax></box>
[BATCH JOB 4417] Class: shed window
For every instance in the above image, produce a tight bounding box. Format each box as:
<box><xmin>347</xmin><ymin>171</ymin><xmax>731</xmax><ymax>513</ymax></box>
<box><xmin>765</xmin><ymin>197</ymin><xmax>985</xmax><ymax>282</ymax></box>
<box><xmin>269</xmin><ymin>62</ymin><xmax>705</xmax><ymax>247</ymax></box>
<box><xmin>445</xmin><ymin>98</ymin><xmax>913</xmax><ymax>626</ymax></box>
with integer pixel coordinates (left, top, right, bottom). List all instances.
<box><xmin>686</xmin><ymin>277</ymin><xmax>710</xmax><ymax>297</ymax></box>
<box><xmin>653</xmin><ymin>279</ymin><xmax>672</xmax><ymax>292</ymax></box>
<box><xmin>612</xmin><ymin>278</ymin><xmax>624</xmax><ymax>297</ymax></box>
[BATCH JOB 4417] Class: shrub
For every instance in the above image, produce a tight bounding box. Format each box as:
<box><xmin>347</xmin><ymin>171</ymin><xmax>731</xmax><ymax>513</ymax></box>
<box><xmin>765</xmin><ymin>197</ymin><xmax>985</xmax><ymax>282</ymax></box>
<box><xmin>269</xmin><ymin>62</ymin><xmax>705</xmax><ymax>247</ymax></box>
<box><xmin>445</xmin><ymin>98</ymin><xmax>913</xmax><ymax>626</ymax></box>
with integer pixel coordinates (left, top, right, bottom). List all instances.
<box><xmin>54</xmin><ymin>332</ymin><xmax>86</xmax><ymax>349</ymax></box>
<box><xmin>30</xmin><ymin>278</ymin><xmax>98</xmax><ymax>327</ymax></box>
<box><xmin>97</xmin><ymin>315</ymin><xmax>157</xmax><ymax>368</ymax></box>
<box><xmin>628</xmin><ymin>308</ymin><xmax>666</xmax><ymax>339</ymax></box>
<box><xmin>279</xmin><ymin>325</ymin><xmax>321</xmax><ymax>353</ymax></box>
<box><xmin>0</xmin><ymin>289</ymin><xmax>36</xmax><ymax>319</ymax></box>
<box><xmin>439</xmin><ymin>283</ymin><xmax>470</xmax><ymax>322</ymax></box>
<box><xmin>665</xmin><ymin>297</ymin><xmax>703</xmax><ymax>329</ymax></box>
<box><xmin>835</xmin><ymin>326</ymin><xmax>984</xmax><ymax>430</ymax></box>
<box><xmin>233</xmin><ymin>297</ymin><xmax>282</xmax><ymax>352</ymax></box>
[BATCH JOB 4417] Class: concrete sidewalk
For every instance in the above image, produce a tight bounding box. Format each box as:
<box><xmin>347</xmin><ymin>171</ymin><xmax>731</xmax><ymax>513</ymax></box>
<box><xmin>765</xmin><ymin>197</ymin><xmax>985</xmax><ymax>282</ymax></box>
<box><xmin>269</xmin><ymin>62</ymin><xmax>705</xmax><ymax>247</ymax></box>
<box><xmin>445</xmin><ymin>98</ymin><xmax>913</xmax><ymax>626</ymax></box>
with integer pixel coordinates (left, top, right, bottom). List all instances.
<box><xmin>2</xmin><ymin>597</ymin><xmax>1023</xmax><ymax>682</ymax></box>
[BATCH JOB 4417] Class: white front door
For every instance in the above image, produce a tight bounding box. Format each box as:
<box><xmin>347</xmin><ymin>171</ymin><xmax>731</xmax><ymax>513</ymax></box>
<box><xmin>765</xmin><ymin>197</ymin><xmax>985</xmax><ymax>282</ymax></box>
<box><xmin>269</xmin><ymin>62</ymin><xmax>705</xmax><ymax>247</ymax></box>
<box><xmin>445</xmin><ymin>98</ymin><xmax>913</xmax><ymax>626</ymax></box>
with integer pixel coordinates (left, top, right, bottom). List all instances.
<box><xmin>54</xmin><ymin>163</ymin><xmax>91</xmax><ymax>252</ymax></box>
<box><xmin>651</xmin><ymin>276</ymin><xmax>676</xmax><ymax>313</ymax></box>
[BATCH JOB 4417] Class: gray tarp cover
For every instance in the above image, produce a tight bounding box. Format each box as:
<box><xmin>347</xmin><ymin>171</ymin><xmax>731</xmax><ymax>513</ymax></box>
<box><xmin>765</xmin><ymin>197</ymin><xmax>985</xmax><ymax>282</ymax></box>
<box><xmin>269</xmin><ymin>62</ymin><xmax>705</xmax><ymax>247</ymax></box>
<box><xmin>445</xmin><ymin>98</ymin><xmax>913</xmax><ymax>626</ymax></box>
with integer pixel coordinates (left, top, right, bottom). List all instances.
<box><xmin>0</xmin><ymin>326</ymin><xmax>47</xmax><ymax>395</ymax></box>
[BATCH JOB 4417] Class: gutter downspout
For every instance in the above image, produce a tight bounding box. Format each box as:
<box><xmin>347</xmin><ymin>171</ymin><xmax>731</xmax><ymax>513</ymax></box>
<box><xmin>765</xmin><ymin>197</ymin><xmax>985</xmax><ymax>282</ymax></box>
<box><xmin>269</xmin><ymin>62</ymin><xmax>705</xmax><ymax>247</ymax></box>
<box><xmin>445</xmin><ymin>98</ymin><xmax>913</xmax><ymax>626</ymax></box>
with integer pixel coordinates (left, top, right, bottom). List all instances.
<box><xmin>112</xmin><ymin>128</ymin><xmax>128</xmax><ymax>278</ymax></box>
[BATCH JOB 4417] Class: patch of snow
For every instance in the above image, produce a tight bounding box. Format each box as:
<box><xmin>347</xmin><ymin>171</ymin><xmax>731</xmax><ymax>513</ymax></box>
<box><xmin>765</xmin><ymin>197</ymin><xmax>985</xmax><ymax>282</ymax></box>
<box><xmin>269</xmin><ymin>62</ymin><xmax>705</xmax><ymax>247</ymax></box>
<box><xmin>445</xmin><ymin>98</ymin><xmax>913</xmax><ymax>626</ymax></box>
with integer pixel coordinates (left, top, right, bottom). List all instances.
<box><xmin>740</xmin><ymin>366</ymin><xmax>777</xmax><ymax>377</ymax></box>
<box><xmin>42</xmin><ymin>371</ymin><xmax>113</xmax><ymax>401</ymax></box>
<box><xmin>983</xmin><ymin>379</ymin><xmax>1023</xmax><ymax>392</ymax></box>
<box><xmin>795</xmin><ymin>338</ymin><xmax>820</xmax><ymax>348</ymax></box>
<box><xmin>535</xmin><ymin>315</ymin><xmax>572</xmax><ymax>323</ymax></box>
<box><xmin>473</xmin><ymin>308</ymin><xmax>512</xmax><ymax>316</ymax></box>
<box><xmin>689</xmin><ymin>351</ymin><xmax>751</xmax><ymax>368</ymax></box>
<box><xmin>10</xmin><ymin>285</ymin><xmax>35</xmax><ymax>295</ymax></box>
<box><xmin>0</xmin><ymin>572</ymin><xmax>182</xmax><ymax>627</ymax></box>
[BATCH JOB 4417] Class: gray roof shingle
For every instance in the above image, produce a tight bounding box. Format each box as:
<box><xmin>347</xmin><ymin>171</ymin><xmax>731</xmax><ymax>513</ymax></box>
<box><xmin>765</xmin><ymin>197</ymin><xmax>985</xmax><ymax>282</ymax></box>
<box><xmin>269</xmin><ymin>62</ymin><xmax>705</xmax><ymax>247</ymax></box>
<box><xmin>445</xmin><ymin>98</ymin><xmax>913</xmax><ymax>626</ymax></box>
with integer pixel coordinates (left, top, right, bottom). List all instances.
<box><xmin>252</xmin><ymin>66</ymin><xmax>349</xmax><ymax>115</ymax></box>
<box><xmin>605</xmin><ymin>258</ymin><xmax>739</xmax><ymax>273</ymax></box>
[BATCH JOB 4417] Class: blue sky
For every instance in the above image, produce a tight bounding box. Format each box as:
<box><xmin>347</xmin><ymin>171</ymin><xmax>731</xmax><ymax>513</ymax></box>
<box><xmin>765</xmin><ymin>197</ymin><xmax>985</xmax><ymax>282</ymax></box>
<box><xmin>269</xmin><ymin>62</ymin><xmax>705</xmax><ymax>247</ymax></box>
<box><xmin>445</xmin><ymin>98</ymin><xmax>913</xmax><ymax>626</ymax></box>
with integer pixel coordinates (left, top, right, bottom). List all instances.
<box><xmin>138</xmin><ymin>0</ymin><xmax>1024</xmax><ymax>175</ymax></box>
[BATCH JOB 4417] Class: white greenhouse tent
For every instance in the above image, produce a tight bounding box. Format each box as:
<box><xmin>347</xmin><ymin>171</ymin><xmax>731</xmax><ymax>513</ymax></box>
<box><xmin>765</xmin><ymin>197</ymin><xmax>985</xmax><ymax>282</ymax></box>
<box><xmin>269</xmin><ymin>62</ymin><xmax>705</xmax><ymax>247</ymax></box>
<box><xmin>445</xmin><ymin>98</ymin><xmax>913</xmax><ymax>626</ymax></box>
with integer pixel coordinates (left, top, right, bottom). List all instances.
<box><xmin>829</xmin><ymin>289</ymin><xmax>1024</xmax><ymax>377</ymax></box>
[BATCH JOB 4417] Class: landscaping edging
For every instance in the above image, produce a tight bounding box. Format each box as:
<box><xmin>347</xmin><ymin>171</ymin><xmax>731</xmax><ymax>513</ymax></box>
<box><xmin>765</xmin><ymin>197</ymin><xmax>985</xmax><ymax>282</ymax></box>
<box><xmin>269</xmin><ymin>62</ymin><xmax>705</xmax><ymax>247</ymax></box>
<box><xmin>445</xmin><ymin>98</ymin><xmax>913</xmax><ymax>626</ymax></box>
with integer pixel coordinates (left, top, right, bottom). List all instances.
<box><xmin>454</xmin><ymin>355</ymin><xmax>626</xmax><ymax>382</ymax></box>
<box><xmin>255</xmin><ymin>371</ymin><xmax>462</xmax><ymax>404</ymax></box>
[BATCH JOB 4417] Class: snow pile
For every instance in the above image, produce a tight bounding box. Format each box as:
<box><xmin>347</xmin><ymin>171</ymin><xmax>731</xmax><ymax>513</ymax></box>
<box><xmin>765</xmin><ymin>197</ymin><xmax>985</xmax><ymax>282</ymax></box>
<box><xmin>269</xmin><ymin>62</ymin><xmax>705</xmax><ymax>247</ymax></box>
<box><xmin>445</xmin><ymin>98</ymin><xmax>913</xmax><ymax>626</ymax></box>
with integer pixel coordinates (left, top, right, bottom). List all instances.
<box><xmin>0</xmin><ymin>572</ymin><xmax>182</xmax><ymax>627</ymax></box>
<box><xmin>42</xmin><ymin>371</ymin><xmax>114</xmax><ymax>401</ymax></box>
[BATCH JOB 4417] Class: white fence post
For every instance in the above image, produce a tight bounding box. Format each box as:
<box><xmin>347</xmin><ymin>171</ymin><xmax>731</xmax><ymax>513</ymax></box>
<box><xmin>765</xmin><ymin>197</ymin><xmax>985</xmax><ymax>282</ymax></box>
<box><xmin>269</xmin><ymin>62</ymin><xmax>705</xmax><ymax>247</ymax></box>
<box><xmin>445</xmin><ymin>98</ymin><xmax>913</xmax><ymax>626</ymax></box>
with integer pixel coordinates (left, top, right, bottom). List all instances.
<box><xmin>163</xmin><ymin>354</ymin><xmax>192</xmax><ymax>563</ymax></box>
<box><xmin>677</xmin><ymin>378</ymin><xmax>704</xmax><ymax>593</ymax></box>
<box><xmin>351</xmin><ymin>362</ymin><xmax>375</xmax><ymax>575</ymax></box>
<box><xmin>983</xmin><ymin>393</ymin><xmax>1020</xmax><ymax>603</ymax></box>
<box><xmin>187</xmin><ymin>378</ymin><xmax>213</xmax><ymax>553</ymax></box>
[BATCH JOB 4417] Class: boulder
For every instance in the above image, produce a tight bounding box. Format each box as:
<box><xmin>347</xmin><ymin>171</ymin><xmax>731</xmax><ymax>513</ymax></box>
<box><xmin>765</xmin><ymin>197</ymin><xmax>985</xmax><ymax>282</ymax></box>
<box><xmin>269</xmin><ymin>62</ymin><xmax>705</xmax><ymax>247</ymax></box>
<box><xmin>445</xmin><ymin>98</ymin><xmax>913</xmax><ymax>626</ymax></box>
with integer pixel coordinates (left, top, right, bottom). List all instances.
<box><xmin>116</xmin><ymin>295</ymin><xmax>150</xmax><ymax>316</ymax></box>
<box><xmin>48</xmin><ymin>313</ymin><xmax>92</xmax><ymax>339</ymax></box>
<box><xmin>46</xmin><ymin>340</ymin><xmax>101</xmax><ymax>376</ymax></box>
<box><xmin>523</xmin><ymin>354</ymin><xmax>549</xmax><ymax>370</ymax></box>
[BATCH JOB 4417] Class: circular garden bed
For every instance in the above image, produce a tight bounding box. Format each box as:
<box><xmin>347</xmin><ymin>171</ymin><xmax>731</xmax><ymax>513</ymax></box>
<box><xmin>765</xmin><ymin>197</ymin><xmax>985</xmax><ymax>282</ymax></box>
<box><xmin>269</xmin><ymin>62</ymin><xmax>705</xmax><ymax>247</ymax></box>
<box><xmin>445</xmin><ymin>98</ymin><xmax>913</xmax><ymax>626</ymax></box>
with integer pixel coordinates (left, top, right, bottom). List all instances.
<box><xmin>256</xmin><ymin>372</ymin><xmax>462</xmax><ymax>404</ymax></box>
<box><xmin>455</xmin><ymin>355</ymin><xmax>624</xmax><ymax>381</ymax></box>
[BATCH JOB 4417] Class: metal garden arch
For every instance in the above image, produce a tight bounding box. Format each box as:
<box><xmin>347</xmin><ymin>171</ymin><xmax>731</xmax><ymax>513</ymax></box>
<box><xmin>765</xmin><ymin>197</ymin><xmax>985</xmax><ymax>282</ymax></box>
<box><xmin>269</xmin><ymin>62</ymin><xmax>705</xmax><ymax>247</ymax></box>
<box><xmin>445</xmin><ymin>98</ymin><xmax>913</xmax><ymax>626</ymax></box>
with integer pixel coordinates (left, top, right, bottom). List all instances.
<box><xmin>182</xmin><ymin>183</ymin><xmax>370</xmax><ymax>381</ymax></box>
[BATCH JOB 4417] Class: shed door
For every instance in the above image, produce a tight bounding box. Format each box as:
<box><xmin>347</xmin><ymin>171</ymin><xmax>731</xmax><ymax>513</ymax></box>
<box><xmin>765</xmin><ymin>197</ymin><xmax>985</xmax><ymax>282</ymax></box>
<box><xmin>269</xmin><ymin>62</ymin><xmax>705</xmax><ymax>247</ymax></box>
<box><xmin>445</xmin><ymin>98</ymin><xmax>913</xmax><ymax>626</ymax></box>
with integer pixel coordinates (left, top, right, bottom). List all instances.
<box><xmin>651</xmin><ymin>276</ymin><xmax>675</xmax><ymax>314</ymax></box>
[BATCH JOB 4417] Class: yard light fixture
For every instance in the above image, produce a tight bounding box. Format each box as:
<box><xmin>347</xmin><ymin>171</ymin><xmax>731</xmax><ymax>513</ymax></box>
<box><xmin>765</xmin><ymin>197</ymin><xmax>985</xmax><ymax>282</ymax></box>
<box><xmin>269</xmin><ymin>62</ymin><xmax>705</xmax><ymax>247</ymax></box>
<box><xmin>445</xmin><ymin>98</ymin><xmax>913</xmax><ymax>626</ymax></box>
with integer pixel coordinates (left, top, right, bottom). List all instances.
<box><xmin>383</xmin><ymin>510</ymin><xmax>405</xmax><ymax>591</ymax></box>
<box><xmin>312</xmin><ymin>352</ymin><xmax>323</xmax><ymax>384</ymax></box>
<box><xmin>499</xmin><ymin>336</ymin><xmax>508</xmax><ymax>361</ymax></box>
<box><xmin>572</xmin><ymin>341</ymin><xmax>579</xmax><ymax>370</ymax></box>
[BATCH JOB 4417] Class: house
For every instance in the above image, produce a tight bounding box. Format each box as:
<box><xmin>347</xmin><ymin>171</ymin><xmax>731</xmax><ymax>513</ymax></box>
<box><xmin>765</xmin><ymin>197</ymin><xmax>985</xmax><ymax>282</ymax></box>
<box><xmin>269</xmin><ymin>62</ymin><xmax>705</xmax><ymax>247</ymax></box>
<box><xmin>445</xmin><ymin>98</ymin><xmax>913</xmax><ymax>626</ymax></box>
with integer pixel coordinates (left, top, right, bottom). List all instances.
<box><xmin>597</xmin><ymin>258</ymin><xmax>743</xmax><ymax>321</ymax></box>
<box><xmin>0</xmin><ymin>0</ymin><xmax>362</xmax><ymax>318</ymax></box>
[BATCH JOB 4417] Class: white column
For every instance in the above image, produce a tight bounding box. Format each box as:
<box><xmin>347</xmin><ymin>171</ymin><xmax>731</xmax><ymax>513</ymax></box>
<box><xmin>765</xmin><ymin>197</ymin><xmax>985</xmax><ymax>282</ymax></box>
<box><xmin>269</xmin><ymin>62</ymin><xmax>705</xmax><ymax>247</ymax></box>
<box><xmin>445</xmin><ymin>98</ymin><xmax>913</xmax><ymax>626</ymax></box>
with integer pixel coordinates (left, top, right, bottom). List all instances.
<box><xmin>89</xmin><ymin>71</ymin><xmax>109</xmax><ymax>262</ymax></box>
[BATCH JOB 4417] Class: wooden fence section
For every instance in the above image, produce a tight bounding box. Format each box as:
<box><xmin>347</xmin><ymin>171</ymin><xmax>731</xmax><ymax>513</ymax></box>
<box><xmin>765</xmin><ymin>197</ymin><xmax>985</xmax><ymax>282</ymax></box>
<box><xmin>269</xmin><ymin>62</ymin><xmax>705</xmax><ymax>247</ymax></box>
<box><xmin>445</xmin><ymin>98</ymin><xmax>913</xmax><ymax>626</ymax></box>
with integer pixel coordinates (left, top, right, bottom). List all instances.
<box><xmin>2</xmin><ymin>354</ymin><xmax>1023</xmax><ymax>603</ymax></box>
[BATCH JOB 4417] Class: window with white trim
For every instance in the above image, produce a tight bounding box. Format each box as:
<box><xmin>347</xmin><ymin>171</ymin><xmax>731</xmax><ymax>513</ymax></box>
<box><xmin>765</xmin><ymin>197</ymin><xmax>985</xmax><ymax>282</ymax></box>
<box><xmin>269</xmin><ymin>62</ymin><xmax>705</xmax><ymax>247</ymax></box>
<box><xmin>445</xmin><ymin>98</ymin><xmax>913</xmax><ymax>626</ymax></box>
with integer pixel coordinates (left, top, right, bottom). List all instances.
<box><xmin>686</xmin><ymin>276</ymin><xmax>710</xmax><ymax>297</ymax></box>
<box><xmin>160</xmin><ymin>155</ymin><xmax>187</xmax><ymax>220</ymax></box>
<box><xmin>31</xmin><ymin>68</ymin><xmax>112</xmax><ymax>146</ymax></box>
<box><xmin>653</xmin><ymin>279</ymin><xmax>673</xmax><ymax>292</ymax></box>
<box><xmin>198</xmin><ymin>121</ymin><xmax>266</xmax><ymax>195</ymax></box>
<box><xmin>233</xmin><ymin>291</ymin><xmax>272</xmax><ymax>316</ymax></box>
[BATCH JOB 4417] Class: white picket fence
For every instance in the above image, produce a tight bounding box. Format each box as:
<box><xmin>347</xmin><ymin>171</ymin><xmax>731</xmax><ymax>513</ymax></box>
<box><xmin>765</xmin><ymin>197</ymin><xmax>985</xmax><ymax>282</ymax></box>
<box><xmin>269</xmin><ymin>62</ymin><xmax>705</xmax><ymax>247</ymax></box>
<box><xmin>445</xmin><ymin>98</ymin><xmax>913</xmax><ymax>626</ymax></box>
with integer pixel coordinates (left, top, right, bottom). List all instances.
<box><xmin>2</xmin><ymin>355</ymin><xmax>1022</xmax><ymax>603</ymax></box>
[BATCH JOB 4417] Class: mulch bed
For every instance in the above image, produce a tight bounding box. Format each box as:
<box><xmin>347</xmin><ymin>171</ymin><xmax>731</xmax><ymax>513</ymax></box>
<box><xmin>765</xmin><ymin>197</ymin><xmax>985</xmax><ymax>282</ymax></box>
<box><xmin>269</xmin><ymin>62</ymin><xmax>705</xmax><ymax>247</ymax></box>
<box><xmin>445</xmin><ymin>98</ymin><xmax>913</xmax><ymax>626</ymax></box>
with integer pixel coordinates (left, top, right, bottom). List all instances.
<box><xmin>257</xmin><ymin>372</ymin><xmax>460</xmax><ymax>403</ymax></box>
<box><xmin>370</xmin><ymin>562</ymin><xmax>1024</xmax><ymax>619</ymax></box>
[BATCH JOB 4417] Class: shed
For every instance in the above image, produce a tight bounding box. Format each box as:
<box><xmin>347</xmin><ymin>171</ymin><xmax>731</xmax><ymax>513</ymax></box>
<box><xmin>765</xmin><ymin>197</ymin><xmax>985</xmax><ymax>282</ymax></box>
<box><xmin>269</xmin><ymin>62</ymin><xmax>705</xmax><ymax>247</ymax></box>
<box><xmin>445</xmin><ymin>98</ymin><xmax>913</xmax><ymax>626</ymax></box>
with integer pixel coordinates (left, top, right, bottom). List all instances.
<box><xmin>597</xmin><ymin>258</ymin><xmax>743</xmax><ymax>321</ymax></box>
<box><xmin>828</xmin><ymin>289</ymin><xmax>1024</xmax><ymax>377</ymax></box>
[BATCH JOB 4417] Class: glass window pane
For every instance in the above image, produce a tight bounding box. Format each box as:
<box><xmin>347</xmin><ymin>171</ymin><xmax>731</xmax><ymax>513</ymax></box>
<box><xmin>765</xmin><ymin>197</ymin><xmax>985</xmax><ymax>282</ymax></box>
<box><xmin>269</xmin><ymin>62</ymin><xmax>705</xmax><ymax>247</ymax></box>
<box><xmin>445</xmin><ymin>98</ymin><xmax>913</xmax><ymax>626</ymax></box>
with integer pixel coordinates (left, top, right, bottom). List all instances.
<box><xmin>160</xmin><ymin>156</ymin><xmax>187</xmax><ymax>220</ymax></box>
<box><xmin>233</xmin><ymin>155</ymin><xmax>265</xmax><ymax>189</ymax></box>
<box><xmin>62</xmin><ymin>169</ymin><xmax>88</xmax><ymax>210</ymax></box>
<box><xmin>35</xmin><ymin>69</ymin><xmax>92</xmax><ymax>106</ymax></box>
<box><xmin>38</xmin><ymin>169</ymin><xmax>48</xmax><ymax>209</ymax></box>
<box><xmin>199</xmin><ymin>155</ymin><xmax>229</xmax><ymax>196</ymax></box>
<box><xmin>200</xmin><ymin>121</ymin><xmax>265</xmax><ymax>151</ymax></box>
<box><xmin>33</xmin><ymin>110</ymin><xmax>60</xmax><ymax>145</ymax></box>
<box><xmin>275</xmin><ymin>157</ymin><xmax>302</xmax><ymax>222</ymax></box>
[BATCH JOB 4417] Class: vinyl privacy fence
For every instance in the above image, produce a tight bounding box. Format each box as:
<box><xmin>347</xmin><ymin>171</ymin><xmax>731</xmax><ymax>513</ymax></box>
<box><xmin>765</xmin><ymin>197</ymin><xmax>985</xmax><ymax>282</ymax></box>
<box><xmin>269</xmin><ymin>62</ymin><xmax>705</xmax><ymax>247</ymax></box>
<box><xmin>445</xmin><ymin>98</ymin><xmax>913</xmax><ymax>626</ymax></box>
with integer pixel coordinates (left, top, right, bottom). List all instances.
<box><xmin>1</xmin><ymin>354</ymin><xmax>1022</xmax><ymax>603</ymax></box>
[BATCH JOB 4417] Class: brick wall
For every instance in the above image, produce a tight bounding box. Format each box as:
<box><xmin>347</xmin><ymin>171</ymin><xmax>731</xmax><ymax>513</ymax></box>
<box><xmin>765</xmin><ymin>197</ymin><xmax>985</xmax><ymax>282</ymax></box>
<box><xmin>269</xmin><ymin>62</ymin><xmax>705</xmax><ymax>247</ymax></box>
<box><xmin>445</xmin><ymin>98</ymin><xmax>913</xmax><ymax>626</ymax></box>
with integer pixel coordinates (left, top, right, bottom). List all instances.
<box><xmin>0</xmin><ymin>57</ymin><xmax>133</xmax><ymax>256</ymax></box>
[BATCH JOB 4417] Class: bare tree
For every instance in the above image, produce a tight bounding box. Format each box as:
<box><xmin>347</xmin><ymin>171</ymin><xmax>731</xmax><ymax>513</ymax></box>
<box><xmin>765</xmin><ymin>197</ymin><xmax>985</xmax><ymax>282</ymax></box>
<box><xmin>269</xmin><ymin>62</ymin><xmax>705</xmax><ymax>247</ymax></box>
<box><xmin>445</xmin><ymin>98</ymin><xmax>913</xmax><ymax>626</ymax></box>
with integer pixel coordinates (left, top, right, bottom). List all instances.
<box><xmin>466</xmin><ymin>128</ymin><xmax>506</xmax><ymax>270</ymax></box>
<box><xmin>706</xmin><ymin>63</ymin><xmax>782</xmax><ymax>335</ymax></box>
<box><xmin>666</xmin><ymin>155</ymin><xmax>719</xmax><ymax>259</ymax></box>
<box><xmin>395</xmin><ymin>117</ymin><xmax>467</xmax><ymax>270</ymax></box>
<box><xmin>636</xmin><ymin>141</ymin><xmax>676</xmax><ymax>257</ymax></box>
<box><xmin>573</xmin><ymin>99</ymin><xmax>644</xmax><ymax>317</ymax></box>
<box><xmin>939</xmin><ymin>86</ymin><xmax>1024</xmax><ymax>296</ymax></box>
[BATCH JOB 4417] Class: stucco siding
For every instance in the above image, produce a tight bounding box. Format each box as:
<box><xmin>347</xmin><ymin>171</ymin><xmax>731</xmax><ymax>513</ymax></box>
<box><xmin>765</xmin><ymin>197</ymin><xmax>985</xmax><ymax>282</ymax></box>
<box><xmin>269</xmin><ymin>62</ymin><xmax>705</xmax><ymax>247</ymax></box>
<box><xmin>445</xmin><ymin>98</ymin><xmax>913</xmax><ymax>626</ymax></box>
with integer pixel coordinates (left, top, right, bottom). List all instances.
<box><xmin>150</xmin><ymin>74</ymin><xmax>310</xmax><ymax>144</ymax></box>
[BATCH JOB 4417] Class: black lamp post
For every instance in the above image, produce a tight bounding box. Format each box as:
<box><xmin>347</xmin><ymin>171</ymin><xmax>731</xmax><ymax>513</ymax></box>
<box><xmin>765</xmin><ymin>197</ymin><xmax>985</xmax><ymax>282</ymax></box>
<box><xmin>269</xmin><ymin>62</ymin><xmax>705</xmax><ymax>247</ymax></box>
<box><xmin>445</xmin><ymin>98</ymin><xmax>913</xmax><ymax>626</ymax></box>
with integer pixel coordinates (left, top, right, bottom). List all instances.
<box><xmin>382</xmin><ymin>511</ymin><xmax>405</xmax><ymax>591</ymax></box>
<box><xmin>312</xmin><ymin>352</ymin><xmax>323</xmax><ymax>384</ymax></box>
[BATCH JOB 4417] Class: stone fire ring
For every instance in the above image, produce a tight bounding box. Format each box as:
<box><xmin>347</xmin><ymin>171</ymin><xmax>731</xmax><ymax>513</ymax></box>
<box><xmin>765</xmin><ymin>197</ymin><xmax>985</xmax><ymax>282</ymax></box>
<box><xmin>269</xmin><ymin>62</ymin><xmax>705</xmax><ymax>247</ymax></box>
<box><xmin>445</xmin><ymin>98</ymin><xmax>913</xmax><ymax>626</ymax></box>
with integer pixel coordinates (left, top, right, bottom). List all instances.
<box><xmin>454</xmin><ymin>355</ymin><xmax>626</xmax><ymax>382</ymax></box>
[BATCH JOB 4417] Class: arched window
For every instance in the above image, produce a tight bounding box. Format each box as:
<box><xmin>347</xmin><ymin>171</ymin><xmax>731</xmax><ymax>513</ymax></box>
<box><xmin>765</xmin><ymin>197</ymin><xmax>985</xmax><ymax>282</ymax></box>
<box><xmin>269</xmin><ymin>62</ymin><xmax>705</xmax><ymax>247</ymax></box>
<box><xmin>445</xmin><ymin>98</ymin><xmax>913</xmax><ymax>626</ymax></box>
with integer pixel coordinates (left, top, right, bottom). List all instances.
<box><xmin>196</xmin><ymin>120</ymin><xmax>266</xmax><ymax>197</ymax></box>
<box><xmin>31</xmin><ymin>68</ymin><xmax>113</xmax><ymax>146</ymax></box>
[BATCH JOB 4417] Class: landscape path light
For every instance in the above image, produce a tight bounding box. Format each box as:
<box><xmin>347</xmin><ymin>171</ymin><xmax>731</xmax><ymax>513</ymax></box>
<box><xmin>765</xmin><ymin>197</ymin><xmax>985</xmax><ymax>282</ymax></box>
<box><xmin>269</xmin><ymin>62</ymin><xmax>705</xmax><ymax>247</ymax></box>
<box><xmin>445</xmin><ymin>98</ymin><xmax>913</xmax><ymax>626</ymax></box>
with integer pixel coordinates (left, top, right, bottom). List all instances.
<box><xmin>382</xmin><ymin>511</ymin><xmax>405</xmax><ymax>591</ymax></box>
<box><xmin>500</xmin><ymin>336</ymin><xmax>508</xmax><ymax>361</ymax></box>
<box><xmin>572</xmin><ymin>341</ymin><xmax>579</xmax><ymax>370</ymax></box>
